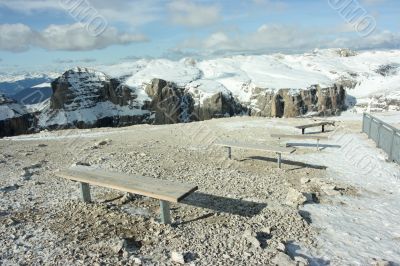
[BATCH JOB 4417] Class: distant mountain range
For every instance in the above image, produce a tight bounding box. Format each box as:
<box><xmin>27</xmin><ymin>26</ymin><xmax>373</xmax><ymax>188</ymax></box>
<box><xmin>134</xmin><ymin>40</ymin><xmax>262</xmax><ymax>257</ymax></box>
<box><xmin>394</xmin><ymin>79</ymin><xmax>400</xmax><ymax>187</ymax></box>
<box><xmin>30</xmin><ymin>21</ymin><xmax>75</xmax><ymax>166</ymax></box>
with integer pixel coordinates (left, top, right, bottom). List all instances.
<box><xmin>1</xmin><ymin>48</ymin><xmax>399</xmax><ymax>137</ymax></box>
<box><xmin>0</xmin><ymin>72</ymin><xmax>58</xmax><ymax>105</ymax></box>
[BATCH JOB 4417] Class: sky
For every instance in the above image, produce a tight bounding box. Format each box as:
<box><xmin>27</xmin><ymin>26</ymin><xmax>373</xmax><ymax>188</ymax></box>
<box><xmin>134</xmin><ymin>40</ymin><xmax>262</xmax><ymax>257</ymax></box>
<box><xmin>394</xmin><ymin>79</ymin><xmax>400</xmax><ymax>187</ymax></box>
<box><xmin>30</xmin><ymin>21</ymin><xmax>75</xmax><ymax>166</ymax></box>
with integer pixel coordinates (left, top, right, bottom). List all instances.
<box><xmin>0</xmin><ymin>0</ymin><xmax>399</xmax><ymax>72</ymax></box>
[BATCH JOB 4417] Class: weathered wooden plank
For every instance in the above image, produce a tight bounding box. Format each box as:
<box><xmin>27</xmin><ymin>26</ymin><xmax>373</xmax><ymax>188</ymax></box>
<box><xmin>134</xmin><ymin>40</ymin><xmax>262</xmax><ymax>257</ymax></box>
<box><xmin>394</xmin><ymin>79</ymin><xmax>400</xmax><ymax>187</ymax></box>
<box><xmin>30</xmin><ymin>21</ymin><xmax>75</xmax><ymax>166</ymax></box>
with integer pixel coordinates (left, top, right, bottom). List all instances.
<box><xmin>57</xmin><ymin>166</ymin><xmax>198</xmax><ymax>203</ymax></box>
<box><xmin>215</xmin><ymin>141</ymin><xmax>296</xmax><ymax>154</ymax></box>
<box><xmin>295</xmin><ymin>121</ymin><xmax>335</xmax><ymax>129</ymax></box>
<box><xmin>271</xmin><ymin>134</ymin><xmax>329</xmax><ymax>140</ymax></box>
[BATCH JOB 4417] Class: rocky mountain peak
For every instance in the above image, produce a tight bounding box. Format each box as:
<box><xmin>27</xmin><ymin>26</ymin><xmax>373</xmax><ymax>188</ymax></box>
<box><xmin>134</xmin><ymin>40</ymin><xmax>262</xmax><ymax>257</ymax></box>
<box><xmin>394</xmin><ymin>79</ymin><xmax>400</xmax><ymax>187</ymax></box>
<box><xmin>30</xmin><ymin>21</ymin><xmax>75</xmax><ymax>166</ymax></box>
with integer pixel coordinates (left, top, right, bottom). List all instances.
<box><xmin>50</xmin><ymin>68</ymin><xmax>133</xmax><ymax>111</ymax></box>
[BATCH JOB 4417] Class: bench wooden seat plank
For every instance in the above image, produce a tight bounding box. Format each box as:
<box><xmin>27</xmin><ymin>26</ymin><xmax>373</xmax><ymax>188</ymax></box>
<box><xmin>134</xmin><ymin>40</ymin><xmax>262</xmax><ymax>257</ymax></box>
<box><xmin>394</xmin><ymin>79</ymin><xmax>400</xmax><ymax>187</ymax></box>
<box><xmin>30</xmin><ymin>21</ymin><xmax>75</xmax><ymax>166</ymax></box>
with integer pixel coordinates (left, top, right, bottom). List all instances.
<box><xmin>271</xmin><ymin>134</ymin><xmax>328</xmax><ymax>151</ymax></box>
<box><xmin>295</xmin><ymin>121</ymin><xmax>335</xmax><ymax>134</ymax></box>
<box><xmin>215</xmin><ymin>141</ymin><xmax>295</xmax><ymax>169</ymax></box>
<box><xmin>295</xmin><ymin>121</ymin><xmax>335</xmax><ymax>129</ymax></box>
<box><xmin>215</xmin><ymin>142</ymin><xmax>296</xmax><ymax>154</ymax></box>
<box><xmin>56</xmin><ymin>165</ymin><xmax>198</xmax><ymax>224</ymax></box>
<box><xmin>57</xmin><ymin>165</ymin><xmax>198</xmax><ymax>203</ymax></box>
<box><xmin>270</xmin><ymin>134</ymin><xmax>329</xmax><ymax>140</ymax></box>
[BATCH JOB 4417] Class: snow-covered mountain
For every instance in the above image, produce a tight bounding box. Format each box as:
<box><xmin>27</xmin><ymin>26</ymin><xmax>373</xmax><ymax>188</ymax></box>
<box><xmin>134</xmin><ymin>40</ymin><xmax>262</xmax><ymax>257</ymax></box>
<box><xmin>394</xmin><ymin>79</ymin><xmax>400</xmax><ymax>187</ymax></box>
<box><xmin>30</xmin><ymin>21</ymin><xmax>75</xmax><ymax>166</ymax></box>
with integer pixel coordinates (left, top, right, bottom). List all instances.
<box><xmin>1</xmin><ymin>48</ymin><xmax>400</xmax><ymax>137</ymax></box>
<box><xmin>11</xmin><ymin>82</ymin><xmax>53</xmax><ymax>105</ymax></box>
<box><xmin>37</xmin><ymin>67</ymin><xmax>151</xmax><ymax>129</ymax></box>
<box><xmin>98</xmin><ymin>48</ymin><xmax>400</xmax><ymax>113</ymax></box>
<box><xmin>0</xmin><ymin>72</ymin><xmax>58</xmax><ymax>97</ymax></box>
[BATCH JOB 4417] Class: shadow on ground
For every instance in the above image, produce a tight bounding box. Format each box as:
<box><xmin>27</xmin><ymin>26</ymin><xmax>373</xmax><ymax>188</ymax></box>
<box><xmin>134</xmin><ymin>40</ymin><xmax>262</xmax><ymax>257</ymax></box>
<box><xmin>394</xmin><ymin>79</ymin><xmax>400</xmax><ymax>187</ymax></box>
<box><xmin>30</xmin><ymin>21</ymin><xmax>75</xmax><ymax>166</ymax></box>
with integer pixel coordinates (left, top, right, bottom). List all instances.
<box><xmin>304</xmin><ymin>129</ymin><xmax>334</xmax><ymax>135</ymax></box>
<box><xmin>181</xmin><ymin>192</ymin><xmax>267</xmax><ymax>217</ymax></box>
<box><xmin>244</xmin><ymin>156</ymin><xmax>327</xmax><ymax>170</ymax></box>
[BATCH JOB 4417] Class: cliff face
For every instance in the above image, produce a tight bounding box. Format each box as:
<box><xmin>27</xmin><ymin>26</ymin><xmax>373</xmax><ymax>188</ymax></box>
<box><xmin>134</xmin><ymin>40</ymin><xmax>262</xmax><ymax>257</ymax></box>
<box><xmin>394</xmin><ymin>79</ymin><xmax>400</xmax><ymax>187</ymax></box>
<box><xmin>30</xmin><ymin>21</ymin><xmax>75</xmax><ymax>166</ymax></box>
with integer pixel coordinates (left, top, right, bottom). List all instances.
<box><xmin>145</xmin><ymin>78</ymin><xmax>245</xmax><ymax>124</ymax></box>
<box><xmin>50</xmin><ymin>67</ymin><xmax>139</xmax><ymax>110</ymax></box>
<box><xmin>144</xmin><ymin>78</ymin><xmax>346</xmax><ymax>123</ymax></box>
<box><xmin>250</xmin><ymin>84</ymin><xmax>346</xmax><ymax>118</ymax></box>
<box><xmin>0</xmin><ymin>94</ymin><xmax>33</xmax><ymax>138</ymax></box>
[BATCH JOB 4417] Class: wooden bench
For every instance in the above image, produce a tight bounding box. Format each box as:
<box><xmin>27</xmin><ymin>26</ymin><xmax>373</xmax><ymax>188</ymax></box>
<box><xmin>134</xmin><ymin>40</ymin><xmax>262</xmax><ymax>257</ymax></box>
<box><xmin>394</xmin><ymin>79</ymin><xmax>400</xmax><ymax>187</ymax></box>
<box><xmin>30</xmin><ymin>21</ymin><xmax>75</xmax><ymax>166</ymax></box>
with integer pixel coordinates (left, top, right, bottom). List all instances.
<box><xmin>296</xmin><ymin>121</ymin><xmax>335</xmax><ymax>134</ymax></box>
<box><xmin>271</xmin><ymin>134</ymin><xmax>329</xmax><ymax>150</ymax></box>
<box><xmin>215</xmin><ymin>141</ymin><xmax>296</xmax><ymax>169</ymax></box>
<box><xmin>56</xmin><ymin>165</ymin><xmax>198</xmax><ymax>224</ymax></box>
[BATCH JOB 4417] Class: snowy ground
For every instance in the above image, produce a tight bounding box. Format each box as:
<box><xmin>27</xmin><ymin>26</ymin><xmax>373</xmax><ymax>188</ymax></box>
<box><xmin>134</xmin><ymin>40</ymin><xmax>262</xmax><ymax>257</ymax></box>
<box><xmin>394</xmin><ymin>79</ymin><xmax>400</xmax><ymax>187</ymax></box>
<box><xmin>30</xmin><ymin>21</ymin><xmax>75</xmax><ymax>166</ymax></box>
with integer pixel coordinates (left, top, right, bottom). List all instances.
<box><xmin>291</xmin><ymin>131</ymin><xmax>400</xmax><ymax>265</ymax></box>
<box><xmin>1</xmin><ymin>114</ymin><xmax>399</xmax><ymax>265</ymax></box>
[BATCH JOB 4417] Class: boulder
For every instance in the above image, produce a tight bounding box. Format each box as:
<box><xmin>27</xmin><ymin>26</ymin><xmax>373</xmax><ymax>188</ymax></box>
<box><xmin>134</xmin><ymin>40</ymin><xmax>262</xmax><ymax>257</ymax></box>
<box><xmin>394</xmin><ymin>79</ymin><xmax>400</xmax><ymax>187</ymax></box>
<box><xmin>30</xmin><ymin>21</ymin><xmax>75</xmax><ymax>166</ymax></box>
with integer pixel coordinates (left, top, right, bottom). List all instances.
<box><xmin>272</xmin><ymin>252</ymin><xmax>296</xmax><ymax>266</ymax></box>
<box><xmin>285</xmin><ymin>188</ymin><xmax>309</xmax><ymax>206</ymax></box>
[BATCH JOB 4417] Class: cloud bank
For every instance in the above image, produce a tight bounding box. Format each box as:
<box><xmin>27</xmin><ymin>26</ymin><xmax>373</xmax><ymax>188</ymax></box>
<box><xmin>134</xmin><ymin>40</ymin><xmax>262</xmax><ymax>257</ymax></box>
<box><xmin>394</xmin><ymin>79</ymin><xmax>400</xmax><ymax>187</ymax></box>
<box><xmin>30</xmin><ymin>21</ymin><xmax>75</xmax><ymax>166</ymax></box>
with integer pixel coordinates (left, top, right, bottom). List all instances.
<box><xmin>0</xmin><ymin>23</ymin><xmax>147</xmax><ymax>52</ymax></box>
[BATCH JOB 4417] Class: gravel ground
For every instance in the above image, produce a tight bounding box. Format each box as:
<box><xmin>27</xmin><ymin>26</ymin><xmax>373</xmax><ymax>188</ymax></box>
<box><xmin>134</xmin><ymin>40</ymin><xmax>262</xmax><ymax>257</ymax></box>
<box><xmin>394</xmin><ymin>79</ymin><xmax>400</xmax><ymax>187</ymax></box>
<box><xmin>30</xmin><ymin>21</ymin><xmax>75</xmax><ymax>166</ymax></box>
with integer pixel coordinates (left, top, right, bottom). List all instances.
<box><xmin>0</xmin><ymin>117</ymin><xmax>358</xmax><ymax>265</ymax></box>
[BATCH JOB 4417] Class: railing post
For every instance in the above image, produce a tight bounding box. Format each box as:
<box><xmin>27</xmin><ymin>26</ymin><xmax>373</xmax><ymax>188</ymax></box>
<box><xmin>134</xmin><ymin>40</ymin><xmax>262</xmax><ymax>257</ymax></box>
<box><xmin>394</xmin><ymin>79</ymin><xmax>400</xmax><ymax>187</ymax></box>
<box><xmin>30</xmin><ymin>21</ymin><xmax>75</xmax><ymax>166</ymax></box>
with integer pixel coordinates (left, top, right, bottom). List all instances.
<box><xmin>362</xmin><ymin>113</ymin><xmax>365</xmax><ymax>133</ymax></box>
<box><xmin>388</xmin><ymin>131</ymin><xmax>396</xmax><ymax>162</ymax></box>
<box><xmin>377</xmin><ymin>122</ymin><xmax>382</xmax><ymax>148</ymax></box>
<box><xmin>368</xmin><ymin>115</ymin><xmax>372</xmax><ymax>139</ymax></box>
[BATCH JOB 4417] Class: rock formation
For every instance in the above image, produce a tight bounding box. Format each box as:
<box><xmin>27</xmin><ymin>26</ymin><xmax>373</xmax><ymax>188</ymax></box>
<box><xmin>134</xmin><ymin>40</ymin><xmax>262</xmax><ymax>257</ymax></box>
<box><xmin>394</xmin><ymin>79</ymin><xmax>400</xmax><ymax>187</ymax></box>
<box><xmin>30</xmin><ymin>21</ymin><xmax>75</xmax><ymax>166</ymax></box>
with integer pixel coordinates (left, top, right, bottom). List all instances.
<box><xmin>250</xmin><ymin>84</ymin><xmax>346</xmax><ymax>117</ymax></box>
<box><xmin>145</xmin><ymin>78</ymin><xmax>245</xmax><ymax>124</ymax></box>
<box><xmin>38</xmin><ymin>67</ymin><xmax>151</xmax><ymax>129</ymax></box>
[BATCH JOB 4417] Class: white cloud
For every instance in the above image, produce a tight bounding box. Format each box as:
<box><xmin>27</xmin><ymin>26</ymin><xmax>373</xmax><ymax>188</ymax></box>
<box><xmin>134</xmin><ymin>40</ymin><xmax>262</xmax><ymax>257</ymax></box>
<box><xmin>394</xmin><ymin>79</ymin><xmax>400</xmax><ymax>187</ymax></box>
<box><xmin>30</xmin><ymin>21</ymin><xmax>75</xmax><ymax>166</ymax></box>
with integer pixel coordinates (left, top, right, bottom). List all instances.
<box><xmin>177</xmin><ymin>24</ymin><xmax>400</xmax><ymax>56</ymax></box>
<box><xmin>0</xmin><ymin>24</ymin><xmax>36</xmax><ymax>52</ymax></box>
<box><xmin>0</xmin><ymin>0</ymin><xmax>162</xmax><ymax>27</ymax></box>
<box><xmin>204</xmin><ymin>32</ymin><xmax>231</xmax><ymax>48</ymax></box>
<box><xmin>168</xmin><ymin>0</ymin><xmax>220</xmax><ymax>27</ymax></box>
<box><xmin>0</xmin><ymin>23</ymin><xmax>147</xmax><ymax>52</ymax></box>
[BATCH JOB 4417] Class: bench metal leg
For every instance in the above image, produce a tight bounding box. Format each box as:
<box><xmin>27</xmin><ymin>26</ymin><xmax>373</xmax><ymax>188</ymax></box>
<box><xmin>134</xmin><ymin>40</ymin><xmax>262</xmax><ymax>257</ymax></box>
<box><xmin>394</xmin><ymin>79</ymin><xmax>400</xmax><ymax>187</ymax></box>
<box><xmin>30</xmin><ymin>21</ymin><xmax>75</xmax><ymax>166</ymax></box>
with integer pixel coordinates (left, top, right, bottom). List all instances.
<box><xmin>226</xmin><ymin>146</ymin><xmax>232</xmax><ymax>159</ymax></box>
<box><xmin>322</xmin><ymin>125</ymin><xmax>325</xmax><ymax>132</ymax></box>
<box><xmin>160</xmin><ymin>200</ymin><xmax>171</xmax><ymax>224</ymax></box>
<box><xmin>277</xmin><ymin>153</ymin><xmax>282</xmax><ymax>169</ymax></box>
<box><xmin>80</xmin><ymin>182</ymin><xmax>91</xmax><ymax>203</ymax></box>
<box><xmin>302</xmin><ymin>128</ymin><xmax>305</xmax><ymax>135</ymax></box>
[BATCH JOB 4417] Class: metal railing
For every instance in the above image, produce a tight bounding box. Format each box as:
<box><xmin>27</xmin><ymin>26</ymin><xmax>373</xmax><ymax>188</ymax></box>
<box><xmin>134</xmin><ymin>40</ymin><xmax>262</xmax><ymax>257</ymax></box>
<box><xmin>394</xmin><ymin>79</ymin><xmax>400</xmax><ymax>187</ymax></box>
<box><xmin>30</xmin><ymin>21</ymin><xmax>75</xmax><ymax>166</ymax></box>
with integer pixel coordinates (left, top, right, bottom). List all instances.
<box><xmin>362</xmin><ymin>113</ymin><xmax>400</xmax><ymax>164</ymax></box>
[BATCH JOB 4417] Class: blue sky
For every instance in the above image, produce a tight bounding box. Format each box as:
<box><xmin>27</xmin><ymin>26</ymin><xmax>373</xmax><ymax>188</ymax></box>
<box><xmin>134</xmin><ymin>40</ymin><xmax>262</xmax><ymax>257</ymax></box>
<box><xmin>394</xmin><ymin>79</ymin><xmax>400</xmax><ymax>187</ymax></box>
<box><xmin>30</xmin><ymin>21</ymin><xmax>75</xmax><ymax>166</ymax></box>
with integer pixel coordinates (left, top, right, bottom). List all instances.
<box><xmin>0</xmin><ymin>0</ymin><xmax>399</xmax><ymax>72</ymax></box>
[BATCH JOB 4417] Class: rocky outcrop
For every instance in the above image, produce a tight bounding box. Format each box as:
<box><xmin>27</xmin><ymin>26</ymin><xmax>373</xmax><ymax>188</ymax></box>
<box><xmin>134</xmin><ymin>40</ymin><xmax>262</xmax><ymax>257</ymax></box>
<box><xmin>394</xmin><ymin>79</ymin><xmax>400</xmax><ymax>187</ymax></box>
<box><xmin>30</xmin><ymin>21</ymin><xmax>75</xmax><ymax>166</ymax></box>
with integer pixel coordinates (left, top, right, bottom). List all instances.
<box><xmin>250</xmin><ymin>84</ymin><xmax>346</xmax><ymax>118</ymax></box>
<box><xmin>375</xmin><ymin>63</ymin><xmax>400</xmax><ymax>77</ymax></box>
<box><xmin>145</xmin><ymin>79</ymin><xmax>192</xmax><ymax>124</ymax></box>
<box><xmin>39</xmin><ymin>67</ymin><xmax>151</xmax><ymax>129</ymax></box>
<box><xmin>192</xmin><ymin>91</ymin><xmax>244</xmax><ymax>120</ymax></box>
<box><xmin>50</xmin><ymin>67</ymin><xmax>138</xmax><ymax>110</ymax></box>
<box><xmin>145</xmin><ymin>78</ymin><xmax>244</xmax><ymax>124</ymax></box>
<box><xmin>0</xmin><ymin>94</ymin><xmax>33</xmax><ymax>137</ymax></box>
